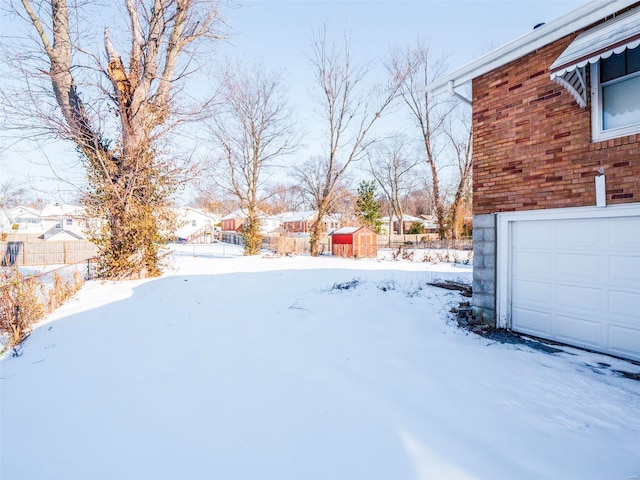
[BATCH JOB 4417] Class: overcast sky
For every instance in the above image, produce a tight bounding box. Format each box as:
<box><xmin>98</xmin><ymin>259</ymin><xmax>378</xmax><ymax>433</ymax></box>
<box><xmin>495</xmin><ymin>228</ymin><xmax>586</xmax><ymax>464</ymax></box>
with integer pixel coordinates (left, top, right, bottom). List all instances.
<box><xmin>0</xmin><ymin>1</ymin><xmax>587</xmax><ymax>204</ymax></box>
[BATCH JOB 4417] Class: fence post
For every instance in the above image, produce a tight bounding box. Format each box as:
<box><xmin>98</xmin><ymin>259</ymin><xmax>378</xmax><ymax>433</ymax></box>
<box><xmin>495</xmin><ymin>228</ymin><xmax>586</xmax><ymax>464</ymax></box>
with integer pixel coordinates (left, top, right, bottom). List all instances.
<box><xmin>23</xmin><ymin>242</ymin><xmax>28</xmax><ymax>266</ymax></box>
<box><xmin>63</xmin><ymin>242</ymin><xmax>68</xmax><ymax>264</ymax></box>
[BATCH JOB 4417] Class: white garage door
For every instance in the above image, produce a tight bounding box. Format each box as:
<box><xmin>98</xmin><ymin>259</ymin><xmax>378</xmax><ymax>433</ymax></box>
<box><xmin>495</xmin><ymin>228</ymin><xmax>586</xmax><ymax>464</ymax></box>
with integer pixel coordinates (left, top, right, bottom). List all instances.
<box><xmin>505</xmin><ymin>209</ymin><xmax>640</xmax><ymax>361</ymax></box>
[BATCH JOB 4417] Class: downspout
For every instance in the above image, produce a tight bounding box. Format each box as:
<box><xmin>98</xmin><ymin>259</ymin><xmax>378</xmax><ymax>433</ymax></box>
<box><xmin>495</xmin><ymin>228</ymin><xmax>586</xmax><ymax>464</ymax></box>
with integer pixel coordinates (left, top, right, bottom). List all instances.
<box><xmin>448</xmin><ymin>80</ymin><xmax>472</xmax><ymax>106</ymax></box>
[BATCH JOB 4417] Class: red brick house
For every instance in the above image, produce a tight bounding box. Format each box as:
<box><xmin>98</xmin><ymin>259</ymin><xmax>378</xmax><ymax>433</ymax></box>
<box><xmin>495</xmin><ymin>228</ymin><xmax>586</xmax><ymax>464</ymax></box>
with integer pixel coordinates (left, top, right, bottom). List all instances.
<box><xmin>330</xmin><ymin>227</ymin><xmax>378</xmax><ymax>258</ymax></box>
<box><xmin>220</xmin><ymin>210</ymin><xmax>247</xmax><ymax>232</ymax></box>
<box><xmin>281</xmin><ymin>211</ymin><xmax>341</xmax><ymax>234</ymax></box>
<box><xmin>429</xmin><ymin>0</ymin><xmax>640</xmax><ymax>360</ymax></box>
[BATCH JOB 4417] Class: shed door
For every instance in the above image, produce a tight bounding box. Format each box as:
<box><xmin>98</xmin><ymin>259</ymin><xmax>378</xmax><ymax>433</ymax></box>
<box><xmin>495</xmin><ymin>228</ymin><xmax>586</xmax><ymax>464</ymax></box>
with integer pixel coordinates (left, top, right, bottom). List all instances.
<box><xmin>510</xmin><ymin>215</ymin><xmax>640</xmax><ymax>360</ymax></box>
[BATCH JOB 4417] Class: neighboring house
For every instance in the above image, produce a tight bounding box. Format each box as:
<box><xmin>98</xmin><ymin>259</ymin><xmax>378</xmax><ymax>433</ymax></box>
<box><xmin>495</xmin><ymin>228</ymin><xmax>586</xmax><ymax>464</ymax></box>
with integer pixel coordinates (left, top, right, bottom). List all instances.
<box><xmin>44</xmin><ymin>229</ymin><xmax>85</xmax><ymax>242</ymax></box>
<box><xmin>174</xmin><ymin>207</ymin><xmax>220</xmax><ymax>242</ymax></box>
<box><xmin>330</xmin><ymin>226</ymin><xmax>378</xmax><ymax>258</ymax></box>
<box><xmin>380</xmin><ymin>215</ymin><xmax>437</xmax><ymax>235</ymax></box>
<box><xmin>220</xmin><ymin>209</ymin><xmax>247</xmax><ymax>232</ymax></box>
<box><xmin>282</xmin><ymin>211</ymin><xmax>341</xmax><ymax>234</ymax></box>
<box><xmin>8</xmin><ymin>206</ymin><xmax>44</xmax><ymax>233</ymax></box>
<box><xmin>40</xmin><ymin>203</ymin><xmax>88</xmax><ymax>240</ymax></box>
<box><xmin>428</xmin><ymin>0</ymin><xmax>640</xmax><ymax>360</ymax></box>
<box><xmin>262</xmin><ymin>212</ymin><xmax>293</xmax><ymax>234</ymax></box>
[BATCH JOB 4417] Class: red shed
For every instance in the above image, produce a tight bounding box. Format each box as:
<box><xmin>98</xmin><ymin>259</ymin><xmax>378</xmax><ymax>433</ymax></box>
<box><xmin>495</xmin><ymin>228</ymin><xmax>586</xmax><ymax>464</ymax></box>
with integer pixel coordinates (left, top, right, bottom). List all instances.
<box><xmin>330</xmin><ymin>226</ymin><xmax>377</xmax><ymax>258</ymax></box>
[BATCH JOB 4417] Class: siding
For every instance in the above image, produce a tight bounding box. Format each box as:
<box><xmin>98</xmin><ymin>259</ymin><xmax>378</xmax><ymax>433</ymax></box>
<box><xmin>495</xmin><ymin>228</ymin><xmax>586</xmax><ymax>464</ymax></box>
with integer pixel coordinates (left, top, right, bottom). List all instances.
<box><xmin>472</xmin><ymin>33</ymin><xmax>640</xmax><ymax>215</ymax></box>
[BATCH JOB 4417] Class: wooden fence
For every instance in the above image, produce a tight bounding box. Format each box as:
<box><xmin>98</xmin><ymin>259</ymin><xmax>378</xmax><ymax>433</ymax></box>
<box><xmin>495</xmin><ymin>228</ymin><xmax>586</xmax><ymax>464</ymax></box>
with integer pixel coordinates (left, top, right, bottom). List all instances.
<box><xmin>217</xmin><ymin>232</ymin><xmax>471</xmax><ymax>255</ymax></box>
<box><xmin>1</xmin><ymin>241</ymin><xmax>98</xmax><ymax>266</ymax></box>
<box><xmin>379</xmin><ymin>235</ymin><xmax>472</xmax><ymax>250</ymax></box>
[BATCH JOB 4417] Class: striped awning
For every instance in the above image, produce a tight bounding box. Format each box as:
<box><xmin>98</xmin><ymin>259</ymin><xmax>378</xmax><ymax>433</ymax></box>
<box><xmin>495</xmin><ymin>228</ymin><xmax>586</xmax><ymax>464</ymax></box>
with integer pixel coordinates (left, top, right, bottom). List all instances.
<box><xmin>549</xmin><ymin>7</ymin><xmax>640</xmax><ymax>108</ymax></box>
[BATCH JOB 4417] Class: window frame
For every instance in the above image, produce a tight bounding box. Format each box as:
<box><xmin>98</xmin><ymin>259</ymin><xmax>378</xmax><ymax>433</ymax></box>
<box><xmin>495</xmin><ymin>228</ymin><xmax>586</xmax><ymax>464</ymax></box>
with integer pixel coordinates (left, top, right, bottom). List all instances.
<box><xmin>590</xmin><ymin>59</ymin><xmax>640</xmax><ymax>142</ymax></box>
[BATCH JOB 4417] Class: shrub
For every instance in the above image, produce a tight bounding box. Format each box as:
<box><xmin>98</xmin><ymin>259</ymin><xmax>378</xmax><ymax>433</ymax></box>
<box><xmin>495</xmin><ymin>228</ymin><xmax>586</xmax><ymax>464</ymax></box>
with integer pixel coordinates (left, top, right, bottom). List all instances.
<box><xmin>0</xmin><ymin>267</ymin><xmax>45</xmax><ymax>350</ymax></box>
<box><xmin>402</xmin><ymin>249</ymin><xmax>415</xmax><ymax>261</ymax></box>
<box><xmin>1</xmin><ymin>267</ymin><xmax>85</xmax><ymax>353</ymax></box>
<box><xmin>407</xmin><ymin>223</ymin><xmax>425</xmax><ymax>234</ymax></box>
<box><xmin>48</xmin><ymin>271</ymin><xmax>84</xmax><ymax>311</ymax></box>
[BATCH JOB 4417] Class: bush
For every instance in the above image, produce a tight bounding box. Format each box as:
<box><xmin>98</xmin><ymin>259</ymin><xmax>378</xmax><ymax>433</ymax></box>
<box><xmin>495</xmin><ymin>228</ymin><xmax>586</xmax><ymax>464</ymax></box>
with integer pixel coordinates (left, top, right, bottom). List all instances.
<box><xmin>48</xmin><ymin>271</ymin><xmax>84</xmax><ymax>311</ymax></box>
<box><xmin>1</xmin><ymin>267</ymin><xmax>85</xmax><ymax>353</ymax></box>
<box><xmin>0</xmin><ymin>267</ymin><xmax>45</xmax><ymax>351</ymax></box>
<box><xmin>407</xmin><ymin>223</ymin><xmax>425</xmax><ymax>234</ymax></box>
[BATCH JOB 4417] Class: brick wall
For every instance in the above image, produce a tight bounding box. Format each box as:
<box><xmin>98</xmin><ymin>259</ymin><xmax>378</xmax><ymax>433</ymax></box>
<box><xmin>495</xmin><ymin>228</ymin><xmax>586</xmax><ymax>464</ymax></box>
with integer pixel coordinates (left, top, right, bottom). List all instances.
<box><xmin>472</xmin><ymin>34</ymin><xmax>640</xmax><ymax>215</ymax></box>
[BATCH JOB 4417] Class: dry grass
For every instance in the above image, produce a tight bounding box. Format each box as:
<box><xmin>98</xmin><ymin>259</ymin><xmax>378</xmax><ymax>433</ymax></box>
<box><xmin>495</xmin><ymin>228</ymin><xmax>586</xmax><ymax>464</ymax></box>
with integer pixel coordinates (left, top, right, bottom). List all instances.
<box><xmin>1</xmin><ymin>267</ymin><xmax>85</xmax><ymax>354</ymax></box>
<box><xmin>0</xmin><ymin>267</ymin><xmax>45</xmax><ymax>351</ymax></box>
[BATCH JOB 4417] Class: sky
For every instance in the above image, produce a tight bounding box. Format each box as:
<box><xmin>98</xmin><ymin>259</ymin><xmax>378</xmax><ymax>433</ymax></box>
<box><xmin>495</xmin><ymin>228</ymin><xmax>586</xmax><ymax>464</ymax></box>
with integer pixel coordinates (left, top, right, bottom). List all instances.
<box><xmin>0</xmin><ymin>1</ymin><xmax>588</xmax><ymax>204</ymax></box>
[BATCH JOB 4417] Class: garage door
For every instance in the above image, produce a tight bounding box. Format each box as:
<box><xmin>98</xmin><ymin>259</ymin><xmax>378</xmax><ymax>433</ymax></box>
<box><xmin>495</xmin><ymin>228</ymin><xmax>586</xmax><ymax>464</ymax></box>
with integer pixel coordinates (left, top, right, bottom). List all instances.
<box><xmin>508</xmin><ymin>212</ymin><xmax>640</xmax><ymax>361</ymax></box>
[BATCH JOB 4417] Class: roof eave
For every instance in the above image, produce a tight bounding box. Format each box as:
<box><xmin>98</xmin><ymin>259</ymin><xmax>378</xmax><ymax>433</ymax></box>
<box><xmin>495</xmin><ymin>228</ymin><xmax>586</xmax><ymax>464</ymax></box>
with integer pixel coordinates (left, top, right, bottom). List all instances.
<box><xmin>427</xmin><ymin>0</ymin><xmax>639</xmax><ymax>96</ymax></box>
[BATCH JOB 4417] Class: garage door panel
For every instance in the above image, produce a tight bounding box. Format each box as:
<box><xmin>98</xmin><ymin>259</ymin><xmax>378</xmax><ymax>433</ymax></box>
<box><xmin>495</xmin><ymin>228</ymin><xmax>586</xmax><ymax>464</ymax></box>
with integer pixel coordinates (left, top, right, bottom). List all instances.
<box><xmin>556</xmin><ymin>253</ymin><xmax>601</xmax><ymax>281</ymax></box>
<box><xmin>508</xmin><ymin>211</ymin><xmax>640</xmax><ymax>361</ymax></box>
<box><xmin>512</xmin><ymin>251</ymin><xmax>552</xmax><ymax>276</ymax></box>
<box><xmin>609</xmin><ymin>255</ymin><xmax>640</xmax><ymax>283</ymax></box>
<box><xmin>556</xmin><ymin>284</ymin><xmax>601</xmax><ymax>313</ymax></box>
<box><xmin>608</xmin><ymin>324</ymin><xmax>640</xmax><ymax>358</ymax></box>
<box><xmin>609</xmin><ymin>290</ymin><xmax>640</xmax><ymax>319</ymax></box>
<box><xmin>557</xmin><ymin>220</ymin><xmax>602</xmax><ymax>248</ymax></box>
<box><xmin>513</xmin><ymin>279</ymin><xmax>552</xmax><ymax>306</ymax></box>
<box><xmin>555</xmin><ymin>314</ymin><xmax>601</xmax><ymax>348</ymax></box>
<box><xmin>513</xmin><ymin>221</ymin><xmax>552</xmax><ymax>246</ymax></box>
<box><xmin>513</xmin><ymin>308</ymin><xmax>551</xmax><ymax>336</ymax></box>
<box><xmin>608</xmin><ymin>217</ymin><xmax>640</xmax><ymax>248</ymax></box>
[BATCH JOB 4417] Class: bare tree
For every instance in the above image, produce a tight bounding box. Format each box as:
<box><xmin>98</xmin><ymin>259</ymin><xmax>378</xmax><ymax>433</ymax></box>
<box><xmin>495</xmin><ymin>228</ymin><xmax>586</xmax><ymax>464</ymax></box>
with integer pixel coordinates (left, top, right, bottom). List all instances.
<box><xmin>296</xmin><ymin>25</ymin><xmax>403</xmax><ymax>256</ymax></box>
<box><xmin>387</xmin><ymin>41</ymin><xmax>456</xmax><ymax>239</ymax></box>
<box><xmin>209</xmin><ymin>63</ymin><xmax>297</xmax><ymax>255</ymax></box>
<box><xmin>367</xmin><ymin>134</ymin><xmax>421</xmax><ymax>235</ymax></box>
<box><xmin>444</xmin><ymin>110</ymin><xmax>473</xmax><ymax>239</ymax></box>
<box><xmin>0</xmin><ymin>179</ymin><xmax>29</xmax><ymax>208</ymax></box>
<box><xmin>4</xmin><ymin>0</ymin><xmax>225</xmax><ymax>278</ymax></box>
<box><xmin>263</xmin><ymin>183</ymin><xmax>306</xmax><ymax>214</ymax></box>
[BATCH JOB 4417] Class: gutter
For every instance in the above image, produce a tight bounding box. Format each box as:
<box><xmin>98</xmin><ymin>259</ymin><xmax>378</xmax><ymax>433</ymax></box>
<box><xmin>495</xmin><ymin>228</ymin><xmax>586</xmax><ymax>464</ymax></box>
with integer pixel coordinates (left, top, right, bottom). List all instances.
<box><xmin>427</xmin><ymin>0</ymin><xmax>639</xmax><ymax>96</ymax></box>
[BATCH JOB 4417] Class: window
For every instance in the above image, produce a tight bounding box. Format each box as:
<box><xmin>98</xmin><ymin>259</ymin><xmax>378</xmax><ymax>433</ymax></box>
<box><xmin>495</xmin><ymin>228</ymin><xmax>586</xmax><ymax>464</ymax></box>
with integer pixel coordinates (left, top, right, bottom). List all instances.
<box><xmin>66</xmin><ymin>218</ymin><xmax>73</xmax><ymax>226</ymax></box>
<box><xmin>591</xmin><ymin>46</ymin><xmax>640</xmax><ymax>141</ymax></box>
<box><xmin>192</xmin><ymin>220</ymin><xmax>197</xmax><ymax>227</ymax></box>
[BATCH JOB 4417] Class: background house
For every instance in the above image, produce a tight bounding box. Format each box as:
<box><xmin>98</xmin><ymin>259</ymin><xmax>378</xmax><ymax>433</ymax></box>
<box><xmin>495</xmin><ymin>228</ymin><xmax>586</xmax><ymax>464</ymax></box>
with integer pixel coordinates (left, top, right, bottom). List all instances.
<box><xmin>8</xmin><ymin>206</ymin><xmax>44</xmax><ymax>234</ymax></box>
<box><xmin>428</xmin><ymin>0</ymin><xmax>640</xmax><ymax>360</ymax></box>
<box><xmin>220</xmin><ymin>209</ymin><xmax>247</xmax><ymax>232</ymax></box>
<box><xmin>380</xmin><ymin>215</ymin><xmax>438</xmax><ymax>235</ymax></box>
<box><xmin>40</xmin><ymin>203</ymin><xmax>89</xmax><ymax>241</ymax></box>
<box><xmin>282</xmin><ymin>211</ymin><xmax>341</xmax><ymax>234</ymax></box>
<box><xmin>174</xmin><ymin>207</ymin><xmax>220</xmax><ymax>243</ymax></box>
<box><xmin>261</xmin><ymin>212</ymin><xmax>293</xmax><ymax>234</ymax></box>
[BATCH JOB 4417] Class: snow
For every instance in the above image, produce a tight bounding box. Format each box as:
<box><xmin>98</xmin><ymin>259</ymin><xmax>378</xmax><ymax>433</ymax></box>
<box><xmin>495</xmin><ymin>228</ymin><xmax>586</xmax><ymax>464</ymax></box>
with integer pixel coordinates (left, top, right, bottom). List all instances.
<box><xmin>332</xmin><ymin>226</ymin><xmax>362</xmax><ymax>234</ymax></box>
<box><xmin>1</xmin><ymin>244</ymin><xmax>639</xmax><ymax>480</ymax></box>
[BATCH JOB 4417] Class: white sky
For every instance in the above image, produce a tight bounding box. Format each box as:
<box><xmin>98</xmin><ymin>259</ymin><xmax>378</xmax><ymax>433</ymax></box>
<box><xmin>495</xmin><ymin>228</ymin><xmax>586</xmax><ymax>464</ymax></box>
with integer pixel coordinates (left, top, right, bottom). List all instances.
<box><xmin>0</xmin><ymin>1</ymin><xmax>587</xmax><ymax>203</ymax></box>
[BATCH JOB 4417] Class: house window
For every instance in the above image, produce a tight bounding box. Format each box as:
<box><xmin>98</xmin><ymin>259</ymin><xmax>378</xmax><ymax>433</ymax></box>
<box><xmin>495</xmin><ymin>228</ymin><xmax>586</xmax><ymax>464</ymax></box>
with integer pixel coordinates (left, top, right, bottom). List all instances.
<box><xmin>66</xmin><ymin>218</ymin><xmax>73</xmax><ymax>226</ymax></box>
<box><xmin>192</xmin><ymin>220</ymin><xmax>197</xmax><ymax>227</ymax></box>
<box><xmin>591</xmin><ymin>46</ymin><xmax>640</xmax><ymax>141</ymax></box>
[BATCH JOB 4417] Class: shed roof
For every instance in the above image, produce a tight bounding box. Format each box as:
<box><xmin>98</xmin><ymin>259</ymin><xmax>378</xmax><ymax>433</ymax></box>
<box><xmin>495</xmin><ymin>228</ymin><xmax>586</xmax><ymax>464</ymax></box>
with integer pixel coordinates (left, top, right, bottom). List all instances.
<box><xmin>332</xmin><ymin>227</ymin><xmax>360</xmax><ymax>235</ymax></box>
<box><xmin>331</xmin><ymin>226</ymin><xmax>375</xmax><ymax>235</ymax></box>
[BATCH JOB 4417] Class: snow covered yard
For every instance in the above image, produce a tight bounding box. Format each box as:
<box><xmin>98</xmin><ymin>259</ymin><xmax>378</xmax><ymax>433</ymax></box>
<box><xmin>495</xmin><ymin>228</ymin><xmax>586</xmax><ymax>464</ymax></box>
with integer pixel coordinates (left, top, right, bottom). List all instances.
<box><xmin>1</xmin><ymin>244</ymin><xmax>639</xmax><ymax>480</ymax></box>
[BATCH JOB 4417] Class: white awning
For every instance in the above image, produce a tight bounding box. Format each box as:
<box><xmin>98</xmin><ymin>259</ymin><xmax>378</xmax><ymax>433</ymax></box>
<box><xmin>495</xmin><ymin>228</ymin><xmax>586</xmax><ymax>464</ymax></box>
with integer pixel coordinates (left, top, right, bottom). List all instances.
<box><xmin>550</xmin><ymin>6</ymin><xmax>640</xmax><ymax>107</ymax></box>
